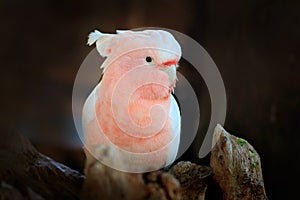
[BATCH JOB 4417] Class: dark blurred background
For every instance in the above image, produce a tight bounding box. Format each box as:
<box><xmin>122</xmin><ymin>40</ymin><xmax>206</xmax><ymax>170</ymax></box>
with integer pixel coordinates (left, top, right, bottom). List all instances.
<box><xmin>1</xmin><ymin>0</ymin><xmax>299</xmax><ymax>199</ymax></box>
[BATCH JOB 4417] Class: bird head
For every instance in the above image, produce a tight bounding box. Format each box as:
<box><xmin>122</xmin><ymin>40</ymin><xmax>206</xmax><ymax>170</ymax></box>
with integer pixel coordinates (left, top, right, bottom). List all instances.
<box><xmin>87</xmin><ymin>29</ymin><xmax>181</xmax><ymax>100</ymax></box>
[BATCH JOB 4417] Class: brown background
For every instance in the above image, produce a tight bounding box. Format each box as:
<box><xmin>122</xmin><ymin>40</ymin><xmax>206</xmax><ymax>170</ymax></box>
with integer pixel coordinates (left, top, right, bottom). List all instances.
<box><xmin>1</xmin><ymin>0</ymin><xmax>299</xmax><ymax>199</ymax></box>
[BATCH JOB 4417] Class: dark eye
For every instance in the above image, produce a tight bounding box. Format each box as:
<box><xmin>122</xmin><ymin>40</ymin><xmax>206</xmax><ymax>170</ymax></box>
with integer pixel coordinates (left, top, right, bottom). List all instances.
<box><xmin>145</xmin><ymin>56</ymin><xmax>152</xmax><ymax>63</ymax></box>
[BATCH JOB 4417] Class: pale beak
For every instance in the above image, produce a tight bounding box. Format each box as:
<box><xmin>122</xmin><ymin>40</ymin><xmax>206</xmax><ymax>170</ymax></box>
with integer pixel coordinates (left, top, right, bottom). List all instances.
<box><xmin>160</xmin><ymin>64</ymin><xmax>177</xmax><ymax>86</ymax></box>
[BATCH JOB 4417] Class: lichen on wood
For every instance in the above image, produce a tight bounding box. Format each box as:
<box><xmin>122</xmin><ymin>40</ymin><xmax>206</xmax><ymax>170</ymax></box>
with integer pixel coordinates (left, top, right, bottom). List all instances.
<box><xmin>210</xmin><ymin>124</ymin><xmax>268</xmax><ymax>200</ymax></box>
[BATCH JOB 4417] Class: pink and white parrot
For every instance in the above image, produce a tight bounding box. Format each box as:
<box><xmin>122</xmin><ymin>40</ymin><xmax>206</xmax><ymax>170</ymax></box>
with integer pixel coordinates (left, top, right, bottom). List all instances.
<box><xmin>82</xmin><ymin>29</ymin><xmax>181</xmax><ymax>172</ymax></box>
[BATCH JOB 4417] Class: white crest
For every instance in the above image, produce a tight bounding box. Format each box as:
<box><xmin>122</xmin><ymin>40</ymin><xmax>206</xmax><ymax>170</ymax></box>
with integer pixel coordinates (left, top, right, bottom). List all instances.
<box><xmin>87</xmin><ymin>30</ymin><xmax>115</xmax><ymax>57</ymax></box>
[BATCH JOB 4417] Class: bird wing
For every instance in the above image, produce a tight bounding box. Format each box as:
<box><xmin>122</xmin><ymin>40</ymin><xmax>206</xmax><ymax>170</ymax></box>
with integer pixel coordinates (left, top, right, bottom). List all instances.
<box><xmin>165</xmin><ymin>95</ymin><xmax>181</xmax><ymax>166</ymax></box>
<box><xmin>82</xmin><ymin>83</ymin><xmax>101</xmax><ymax>125</ymax></box>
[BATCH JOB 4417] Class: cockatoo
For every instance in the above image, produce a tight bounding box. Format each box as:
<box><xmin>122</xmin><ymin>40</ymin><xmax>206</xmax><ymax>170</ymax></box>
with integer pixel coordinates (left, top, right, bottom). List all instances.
<box><xmin>82</xmin><ymin>29</ymin><xmax>181</xmax><ymax>172</ymax></box>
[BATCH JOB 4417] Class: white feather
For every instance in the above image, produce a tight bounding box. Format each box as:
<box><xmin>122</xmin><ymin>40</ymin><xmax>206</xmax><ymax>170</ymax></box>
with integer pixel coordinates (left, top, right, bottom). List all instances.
<box><xmin>82</xmin><ymin>83</ymin><xmax>101</xmax><ymax>125</ymax></box>
<box><xmin>87</xmin><ymin>30</ymin><xmax>103</xmax><ymax>46</ymax></box>
<box><xmin>166</xmin><ymin>95</ymin><xmax>181</xmax><ymax>166</ymax></box>
<box><xmin>116</xmin><ymin>30</ymin><xmax>128</xmax><ymax>34</ymax></box>
<box><xmin>87</xmin><ymin>30</ymin><xmax>116</xmax><ymax>57</ymax></box>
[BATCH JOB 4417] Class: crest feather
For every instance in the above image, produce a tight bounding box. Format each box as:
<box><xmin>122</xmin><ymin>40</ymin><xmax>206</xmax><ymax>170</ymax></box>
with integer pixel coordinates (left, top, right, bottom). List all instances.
<box><xmin>87</xmin><ymin>30</ymin><xmax>103</xmax><ymax>46</ymax></box>
<box><xmin>87</xmin><ymin>29</ymin><xmax>116</xmax><ymax>57</ymax></box>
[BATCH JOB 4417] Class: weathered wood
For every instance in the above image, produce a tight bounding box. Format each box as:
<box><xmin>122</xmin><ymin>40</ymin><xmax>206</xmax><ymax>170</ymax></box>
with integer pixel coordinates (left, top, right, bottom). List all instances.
<box><xmin>0</xmin><ymin>131</ymin><xmax>84</xmax><ymax>200</ymax></box>
<box><xmin>81</xmin><ymin>145</ymin><xmax>181</xmax><ymax>200</ymax></box>
<box><xmin>169</xmin><ymin>161</ymin><xmax>211</xmax><ymax>200</ymax></box>
<box><xmin>210</xmin><ymin>124</ymin><xmax>268</xmax><ymax>200</ymax></box>
<box><xmin>0</xmin><ymin>127</ymin><xmax>269</xmax><ymax>200</ymax></box>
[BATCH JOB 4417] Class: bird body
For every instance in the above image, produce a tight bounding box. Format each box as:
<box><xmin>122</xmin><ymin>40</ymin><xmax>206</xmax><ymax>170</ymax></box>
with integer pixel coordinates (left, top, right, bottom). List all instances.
<box><xmin>82</xmin><ymin>29</ymin><xmax>181</xmax><ymax>172</ymax></box>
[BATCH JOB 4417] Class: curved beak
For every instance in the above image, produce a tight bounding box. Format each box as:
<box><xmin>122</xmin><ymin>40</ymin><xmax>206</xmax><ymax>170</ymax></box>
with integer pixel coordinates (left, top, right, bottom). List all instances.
<box><xmin>160</xmin><ymin>64</ymin><xmax>177</xmax><ymax>87</ymax></box>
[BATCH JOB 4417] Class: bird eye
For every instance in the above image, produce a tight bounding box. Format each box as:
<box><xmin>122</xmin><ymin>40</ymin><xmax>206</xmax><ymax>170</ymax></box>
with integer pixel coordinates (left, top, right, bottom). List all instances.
<box><xmin>145</xmin><ymin>56</ymin><xmax>152</xmax><ymax>63</ymax></box>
